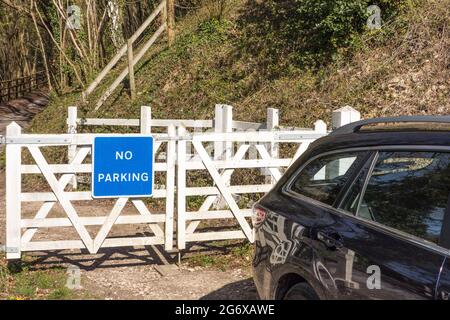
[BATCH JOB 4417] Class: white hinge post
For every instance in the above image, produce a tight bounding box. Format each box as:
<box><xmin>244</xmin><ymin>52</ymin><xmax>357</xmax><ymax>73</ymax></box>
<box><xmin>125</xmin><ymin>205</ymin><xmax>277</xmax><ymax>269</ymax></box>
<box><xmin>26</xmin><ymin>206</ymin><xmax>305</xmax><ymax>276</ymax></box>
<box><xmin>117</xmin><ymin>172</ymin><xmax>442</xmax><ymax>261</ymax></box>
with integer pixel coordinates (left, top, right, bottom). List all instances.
<box><xmin>214</xmin><ymin>104</ymin><xmax>224</xmax><ymax>160</ymax></box>
<box><xmin>165</xmin><ymin>124</ymin><xmax>176</xmax><ymax>251</ymax></box>
<box><xmin>214</xmin><ymin>104</ymin><xmax>233</xmax><ymax>161</ymax></box>
<box><xmin>67</xmin><ymin>106</ymin><xmax>78</xmax><ymax>189</ymax></box>
<box><xmin>6</xmin><ymin>122</ymin><xmax>22</xmax><ymax>260</ymax></box>
<box><xmin>332</xmin><ymin>106</ymin><xmax>361</xmax><ymax>129</ymax></box>
<box><xmin>222</xmin><ymin>105</ymin><xmax>233</xmax><ymax>161</ymax></box>
<box><xmin>140</xmin><ymin>106</ymin><xmax>152</xmax><ymax>134</ymax></box>
<box><xmin>265</xmin><ymin>108</ymin><xmax>279</xmax><ymax>183</ymax></box>
<box><xmin>214</xmin><ymin>105</ymin><xmax>233</xmax><ymax>209</ymax></box>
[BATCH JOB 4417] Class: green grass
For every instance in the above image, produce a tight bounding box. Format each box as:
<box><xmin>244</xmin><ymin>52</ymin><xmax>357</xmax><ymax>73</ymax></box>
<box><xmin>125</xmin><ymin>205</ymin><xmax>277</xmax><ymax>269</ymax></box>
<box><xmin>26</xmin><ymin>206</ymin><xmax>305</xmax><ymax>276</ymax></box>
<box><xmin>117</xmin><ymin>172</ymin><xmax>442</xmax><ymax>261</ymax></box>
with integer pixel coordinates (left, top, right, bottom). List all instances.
<box><xmin>186</xmin><ymin>242</ymin><xmax>253</xmax><ymax>271</ymax></box>
<box><xmin>0</xmin><ymin>254</ymin><xmax>79</xmax><ymax>300</ymax></box>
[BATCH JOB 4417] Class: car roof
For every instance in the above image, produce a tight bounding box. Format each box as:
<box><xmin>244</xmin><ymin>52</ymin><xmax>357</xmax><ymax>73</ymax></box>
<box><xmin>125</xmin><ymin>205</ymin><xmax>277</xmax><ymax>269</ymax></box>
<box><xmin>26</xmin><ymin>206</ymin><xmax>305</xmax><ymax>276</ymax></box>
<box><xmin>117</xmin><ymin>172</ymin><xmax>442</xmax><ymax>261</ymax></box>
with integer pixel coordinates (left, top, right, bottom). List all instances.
<box><xmin>330</xmin><ymin>115</ymin><xmax>450</xmax><ymax>136</ymax></box>
<box><xmin>308</xmin><ymin>116</ymin><xmax>450</xmax><ymax>156</ymax></box>
<box><xmin>309</xmin><ymin>128</ymin><xmax>450</xmax><ymax>157</ymax></box>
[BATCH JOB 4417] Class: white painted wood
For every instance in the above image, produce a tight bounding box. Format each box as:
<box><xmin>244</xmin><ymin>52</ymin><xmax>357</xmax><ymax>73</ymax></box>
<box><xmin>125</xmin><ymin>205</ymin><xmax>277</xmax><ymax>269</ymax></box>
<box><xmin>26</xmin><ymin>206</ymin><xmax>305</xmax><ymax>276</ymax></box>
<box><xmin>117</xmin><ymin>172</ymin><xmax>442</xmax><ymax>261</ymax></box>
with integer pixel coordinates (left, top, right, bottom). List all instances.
<box><xmin>185</xmin><ymin>209</ymin><xmax>252</xmax><ymax>221</ymax></box>
<box><xmin>140</xmin><ymin>106</ymin><xmax>152</xmax><ymax>134</ymax></box>
<box><xmin>22</xmin><ymin>162</ymin><xmax>167</xmax><ymax>174</ymax></box>
<box><xmin>177</xmin><ymin>125</ymin><xmax>187</xmax><ymax>249</ymax></box>
<box><xmin>192</xmin><ymin>140</ymin><xmax>253</xmax><ymax>241</ymax></box>
<box><xmin>79</xmin><ymin>118</ymin><xmax>140</xmax><ymax>126</ymax></box>
<box><xmin>185</xmin><ymin>184</ymin><xmax>272</xmax><ymax>196</ymax></box>
<box><xmin>22</xmin><ymin>236</ymin><xmax>165</xmax><ymax>251</ymax></box>
<box><xmin>186</xmin><ymin>231</ymin><xmax>246</xmax><ymax>242</ymax></box>
<box><xmin>132</xmin><ymin>200</ymin><xmax>164</xmax><ymax>237</ymax></box>
<box><xmin>222</xmin><ymin>105</ymin><xmax>233</xmax><ymax>160</ymax></box>
<box><xmin>21</xmin><ymin>202</ymin><xmax>55</xmax><ymax>244</ymax></box>
<box><xmin>6</xmin><ymin>122</ymin><xmax>22</xmax><ymax>259</ymax></box>
<box><xmin>150</xmin><ymin>119</ymin><xmax>212</xmax><ymax>128</ymax></box>
<box><xmin>219</xmin><ymin>105</ymin><xmax>233</xmax><ymax>209</ymax></box>
<box><xmin>6</xmin><ymin>108</ymin><xmax>331</xmax><ymax>258</ymax></box>
<box><xmin>332</xmin><ymin>106</ymin><xmax>360</xmax><ymax>129</ymax></box>
<box><xmin>28</xmin><ymin>146</ymin><xmax>95</xmax><ymax>253</ymax></box>
<box><xmin>265</xmin><ymin>108</ymin><xmax>279</xmax><ymax>183</ymax></box>
<box><xmin>185</xmin><ymin>144</ymin><xmax>249</xmax><ymax>234</ymax></box>
<box><xmin>21</xmin><ymin>189</ymin><xmax>167</xmax><ymax>202</ymax></box>
<box><xmin>289</xmin><ymin>141</ymin><xmax>311</xmax><ymax>166</ymax></box>
<box><xmin>8</xmin><ymin>133</ymin><xmax>168</xmax><ymax>146</ymax></box>
<box><xmin>184</xmin><ymin>158</ymin><xmax>291</xmax><ymax>170</ymax></box>
<box><xmin>12</xmin><ymin>130</ymin><xmax>322</xmax><ymax>145</ymax></box>
<box><xmin>102</xmin><ymin>236</ymin><xmax>164</xmax><ymax>247</ymax></box>
<box><xmin>314</xmin><ymin>120</ymin><xmax>327</xmax><ymax>133</ymax></box>
<box><xmin>78</xmin><ymin>118</ymin><xmax>213</xmax><ymax>128</ymax></box>
<box><xmin>192</xmin><ymin>131</ymin><xmax>310</xmax><ymax>142</ymax></box>
<box><xmin>22</xmin><ymin>240</ymin><xmax>84</xmax><ymax>251</ymax></box>
<box><xmin>22</xmin><ymin>163</ymin><xmax>91</xmax><ymax>174</ymax></box>
<box><xmin>255</xmin><ymin>144</ymin><xmax>282</xmax><ymax>181</ymax></box>
<box><xmin>21</xmin><ymin>215</ymin><xmax>166</xmax><ymax>228</ymax></box>
<box><xmin>214</xmin><ymin>104</ymin><xmax>224</xmax><ymax>160</ymax></box>
<box><xmin>21</xmin><ymin>147</ymin><xmax>91</xmax><ymax>244</ymax></box>
<box><xmin>165</xmin><ymin>125</ymin><xmax>176</xmax><ymax>250</ymax></box>
<box><xmin>93</xmin><ymin>197</ymin><xmax>128</xmax><ymax>252</ymax></box>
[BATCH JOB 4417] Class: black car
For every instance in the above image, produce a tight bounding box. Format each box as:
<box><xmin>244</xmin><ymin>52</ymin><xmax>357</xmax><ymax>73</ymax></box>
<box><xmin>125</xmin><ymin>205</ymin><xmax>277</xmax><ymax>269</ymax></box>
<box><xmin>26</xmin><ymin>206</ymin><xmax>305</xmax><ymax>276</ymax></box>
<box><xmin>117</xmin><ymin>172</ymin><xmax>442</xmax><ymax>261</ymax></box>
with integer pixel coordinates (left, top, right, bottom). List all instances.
<box><xmin>252</xmin><ymin>116</ymin><xmax>450</xmax><ymax>300</ymax></box>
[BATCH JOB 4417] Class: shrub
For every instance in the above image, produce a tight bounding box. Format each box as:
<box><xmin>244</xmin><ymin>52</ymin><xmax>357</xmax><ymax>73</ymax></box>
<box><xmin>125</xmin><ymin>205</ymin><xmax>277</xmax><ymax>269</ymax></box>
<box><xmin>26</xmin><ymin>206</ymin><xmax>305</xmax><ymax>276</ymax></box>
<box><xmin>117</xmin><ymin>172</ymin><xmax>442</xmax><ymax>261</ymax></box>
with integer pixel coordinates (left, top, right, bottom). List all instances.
<box><xmin>238</xmin><ymin>0</ymin><xmax>413</xmax><ymax>71</ymax></box>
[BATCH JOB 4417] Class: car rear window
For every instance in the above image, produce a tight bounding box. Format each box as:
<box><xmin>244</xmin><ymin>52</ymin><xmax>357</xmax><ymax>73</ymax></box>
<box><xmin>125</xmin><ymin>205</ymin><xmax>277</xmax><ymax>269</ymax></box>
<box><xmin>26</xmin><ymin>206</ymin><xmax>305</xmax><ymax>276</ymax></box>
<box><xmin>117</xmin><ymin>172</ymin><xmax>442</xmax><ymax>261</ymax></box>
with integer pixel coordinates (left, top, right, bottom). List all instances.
<box><xmin>346</xmin><ymin>151</ymin><xmax>450</xmax><ymax>245</ymax></box>
<box><xmin>288</xmin><ymin>151</ymin><xmax>368</xmax><ymax>206</ymax></box>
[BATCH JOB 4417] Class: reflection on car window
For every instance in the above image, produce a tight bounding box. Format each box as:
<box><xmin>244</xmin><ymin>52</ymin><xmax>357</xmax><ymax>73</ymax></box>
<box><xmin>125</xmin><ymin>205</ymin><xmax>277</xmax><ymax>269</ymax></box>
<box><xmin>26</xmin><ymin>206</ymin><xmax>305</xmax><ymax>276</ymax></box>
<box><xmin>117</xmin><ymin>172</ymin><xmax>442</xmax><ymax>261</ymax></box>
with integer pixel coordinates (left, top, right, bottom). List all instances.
<box><xmin>340</xmin><ymin>163</ymin><xmax>372</xmax><ymax>217</ymax></box>
<box><xmin>289</xmin><ymin>152</ymin><xmax>366</xmax><ymax>206</ymax></box>
<box><xmin>355</xmin><ymin>151</ymin><xmax>450</xmax><ymax>244</ymax></box>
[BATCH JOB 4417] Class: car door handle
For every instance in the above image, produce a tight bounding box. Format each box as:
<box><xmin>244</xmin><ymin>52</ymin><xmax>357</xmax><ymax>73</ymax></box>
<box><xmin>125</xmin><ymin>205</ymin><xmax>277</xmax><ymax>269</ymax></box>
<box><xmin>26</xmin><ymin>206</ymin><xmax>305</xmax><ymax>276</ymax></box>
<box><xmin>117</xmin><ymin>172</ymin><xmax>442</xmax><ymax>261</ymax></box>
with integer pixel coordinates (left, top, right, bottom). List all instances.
<box><xmin>317</xmin><ymin>231</ymin><xmax>344</xmax><ymax>250</ymax></box>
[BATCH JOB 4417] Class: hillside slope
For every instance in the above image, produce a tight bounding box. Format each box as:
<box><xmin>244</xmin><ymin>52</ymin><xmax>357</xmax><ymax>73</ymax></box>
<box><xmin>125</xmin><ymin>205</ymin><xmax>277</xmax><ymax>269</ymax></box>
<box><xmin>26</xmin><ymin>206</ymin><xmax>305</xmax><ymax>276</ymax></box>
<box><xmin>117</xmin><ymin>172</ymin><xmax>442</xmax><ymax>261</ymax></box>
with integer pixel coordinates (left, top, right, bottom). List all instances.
<box><xmin>28</xmin><ymin>0</ymin><xmax>449</xmax><ymax>134</ymax></box>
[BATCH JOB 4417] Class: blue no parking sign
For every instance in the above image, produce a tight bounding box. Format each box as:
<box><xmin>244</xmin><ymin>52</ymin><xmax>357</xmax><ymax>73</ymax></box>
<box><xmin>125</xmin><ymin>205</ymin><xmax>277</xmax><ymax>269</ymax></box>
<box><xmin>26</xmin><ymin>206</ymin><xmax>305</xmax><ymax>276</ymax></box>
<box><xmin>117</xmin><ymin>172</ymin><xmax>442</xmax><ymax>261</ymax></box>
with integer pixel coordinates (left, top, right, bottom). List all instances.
<box><xmin>92</xmin><ymin>136</ymin><xmax>154</xmax><ymax>198</ymax></box>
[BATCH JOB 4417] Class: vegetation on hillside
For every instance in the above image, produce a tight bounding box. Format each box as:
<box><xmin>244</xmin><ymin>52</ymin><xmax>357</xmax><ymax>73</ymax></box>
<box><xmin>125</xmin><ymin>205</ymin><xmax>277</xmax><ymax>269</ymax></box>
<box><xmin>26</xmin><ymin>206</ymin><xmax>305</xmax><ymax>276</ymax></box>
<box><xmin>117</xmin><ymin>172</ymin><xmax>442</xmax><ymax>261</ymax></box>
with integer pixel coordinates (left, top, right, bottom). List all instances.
<box><xmin>27</xmin><ymin>0</ymin><xmax>449</xmax><ymax>135</ymax></box>
<box><xmin>0</xmin><ymin>255</ymin><xmax>78</xmax><ymax>300</ymax></box>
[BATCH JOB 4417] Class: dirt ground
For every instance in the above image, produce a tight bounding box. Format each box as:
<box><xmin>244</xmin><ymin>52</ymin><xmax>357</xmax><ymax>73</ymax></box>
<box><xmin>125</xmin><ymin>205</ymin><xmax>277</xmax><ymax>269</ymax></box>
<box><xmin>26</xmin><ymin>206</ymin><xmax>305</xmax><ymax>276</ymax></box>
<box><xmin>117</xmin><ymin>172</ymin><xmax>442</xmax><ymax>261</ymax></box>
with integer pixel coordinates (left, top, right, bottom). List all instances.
<box><xmin>0</xmin><ymin>172</ymin><xmax>258</xmax><ymax>300</ymax></box>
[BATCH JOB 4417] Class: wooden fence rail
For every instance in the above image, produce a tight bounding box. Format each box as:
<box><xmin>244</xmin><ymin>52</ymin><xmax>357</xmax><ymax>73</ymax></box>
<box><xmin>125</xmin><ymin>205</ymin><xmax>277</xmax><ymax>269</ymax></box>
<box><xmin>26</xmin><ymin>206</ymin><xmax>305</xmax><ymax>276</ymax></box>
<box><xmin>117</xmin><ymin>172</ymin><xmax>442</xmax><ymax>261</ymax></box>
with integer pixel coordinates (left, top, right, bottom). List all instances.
<box><xmin>81</xmin><ymin>0</ymin><xmax>175</xmax><ymax>111</ymax></box>
<box><xmin>0</xmin><ymin>71</ymin><xmax>46</xmax><ymax>103</ymax></box>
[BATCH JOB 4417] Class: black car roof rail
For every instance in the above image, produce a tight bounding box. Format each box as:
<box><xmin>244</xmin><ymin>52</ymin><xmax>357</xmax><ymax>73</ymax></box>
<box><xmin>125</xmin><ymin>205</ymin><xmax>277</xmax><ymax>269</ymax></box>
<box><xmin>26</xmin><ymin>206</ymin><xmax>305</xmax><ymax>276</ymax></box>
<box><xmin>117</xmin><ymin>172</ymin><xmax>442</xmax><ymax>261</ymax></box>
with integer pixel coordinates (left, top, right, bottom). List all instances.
<box><xmin>330</xmin><ymin>115</ymin><xmax>450</xmax><ymax>135</ymax></box>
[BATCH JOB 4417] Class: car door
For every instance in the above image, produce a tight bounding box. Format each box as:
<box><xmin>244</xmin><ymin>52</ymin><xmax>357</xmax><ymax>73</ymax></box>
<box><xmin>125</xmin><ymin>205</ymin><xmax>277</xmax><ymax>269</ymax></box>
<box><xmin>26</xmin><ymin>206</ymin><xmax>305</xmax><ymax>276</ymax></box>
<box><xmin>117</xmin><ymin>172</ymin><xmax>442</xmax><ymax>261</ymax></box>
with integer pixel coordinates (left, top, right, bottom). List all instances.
<box><xmin>283</xmin><ymin>148</ymin><xmax>450</xmax><ymax>299</ymax></box>
<box><xmin>283</xmin><ymin>149</ymin><xmax>376</xmax><ymax>299</ymax></box>
<box><xmin>328</xmin><ymin>149</ymin><xmax>450</xmax><ymax>299</ymax></box>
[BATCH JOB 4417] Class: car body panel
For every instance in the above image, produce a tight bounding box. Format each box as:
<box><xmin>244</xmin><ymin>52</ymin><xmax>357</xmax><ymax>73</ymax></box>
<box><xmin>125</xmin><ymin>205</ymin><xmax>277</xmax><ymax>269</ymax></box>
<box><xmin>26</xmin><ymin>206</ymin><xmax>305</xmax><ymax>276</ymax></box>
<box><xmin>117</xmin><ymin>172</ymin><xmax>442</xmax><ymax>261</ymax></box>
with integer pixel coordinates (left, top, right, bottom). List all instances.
<box><xmin>253</xmin><ymin>128</ymin><xmax>450</xmax><ymax>300</ymax></box>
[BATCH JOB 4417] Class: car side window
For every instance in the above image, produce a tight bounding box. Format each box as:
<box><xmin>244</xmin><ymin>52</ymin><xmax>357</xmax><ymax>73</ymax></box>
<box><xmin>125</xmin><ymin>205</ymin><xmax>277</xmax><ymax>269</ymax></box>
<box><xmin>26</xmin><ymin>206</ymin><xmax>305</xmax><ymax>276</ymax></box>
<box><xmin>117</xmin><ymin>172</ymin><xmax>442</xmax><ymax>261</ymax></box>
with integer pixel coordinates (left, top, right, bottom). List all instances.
<box><xmin>343</xmin><ymin>151</ymin><xmax>450</xmax><ymax>245</ymax></box>
<box><xmin>288</xmin><ymin>152</ymin><xmax>367</xmax><ymax>206</ymax></box>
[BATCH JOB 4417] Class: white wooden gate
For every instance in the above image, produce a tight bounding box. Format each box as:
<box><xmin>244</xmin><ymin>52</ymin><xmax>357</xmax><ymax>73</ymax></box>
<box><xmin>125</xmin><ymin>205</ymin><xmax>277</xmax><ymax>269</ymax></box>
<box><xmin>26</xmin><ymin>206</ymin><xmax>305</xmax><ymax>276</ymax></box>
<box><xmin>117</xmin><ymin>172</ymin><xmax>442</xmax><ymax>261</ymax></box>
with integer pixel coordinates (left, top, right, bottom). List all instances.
<box><xmin>3</xmin><ymin>104</ymin><xmax>361</xmax><ymax>260</ymax></box>
<box><xmin>5</xmin><ymin>123</ymin><xmax>176</xmax><ymax>259</ymax></box>
<box><xmin>176</xmin><ymin>126</ymin><xmax>328</xmax><ymax>249</ymax></box>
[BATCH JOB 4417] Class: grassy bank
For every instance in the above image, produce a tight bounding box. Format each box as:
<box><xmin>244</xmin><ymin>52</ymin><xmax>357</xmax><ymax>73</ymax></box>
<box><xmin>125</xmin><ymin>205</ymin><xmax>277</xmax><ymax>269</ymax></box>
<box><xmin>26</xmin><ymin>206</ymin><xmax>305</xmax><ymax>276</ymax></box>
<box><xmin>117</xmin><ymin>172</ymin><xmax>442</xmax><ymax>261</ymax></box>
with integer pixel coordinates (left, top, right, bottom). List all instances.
<box><xmin>26</xmin><ymin>0</ymin><xmax>449</xmax><ymax>138</ymax></box>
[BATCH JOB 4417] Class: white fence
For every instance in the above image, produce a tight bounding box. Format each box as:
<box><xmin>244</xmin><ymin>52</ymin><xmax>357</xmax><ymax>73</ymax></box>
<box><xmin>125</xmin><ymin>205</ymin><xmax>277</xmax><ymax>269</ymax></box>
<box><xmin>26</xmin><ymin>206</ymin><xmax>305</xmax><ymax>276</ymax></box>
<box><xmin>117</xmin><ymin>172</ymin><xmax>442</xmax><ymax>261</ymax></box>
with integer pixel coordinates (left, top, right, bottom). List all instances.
<box><xmin>4</xmin><ymin>105</ymin><xmax>361</xmax><ymax>260</ymax></box>
<box><xmin>176</xmin><ymin>128</ymin><xmax>327</xmax><ymax>249</ymax></box>
<box><xmin>67</xmin><ymin>104</ymin><xmax>284</xmax><ymax>188</ymax></box>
